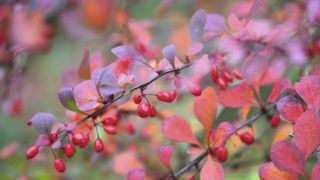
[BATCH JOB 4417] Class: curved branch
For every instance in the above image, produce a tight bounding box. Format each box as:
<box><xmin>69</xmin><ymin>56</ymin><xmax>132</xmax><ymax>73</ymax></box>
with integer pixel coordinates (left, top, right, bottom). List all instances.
<box><xmin>170</xmin><ymin>104</ymin><xmax>276</xmax><ymax>179</ymax></box>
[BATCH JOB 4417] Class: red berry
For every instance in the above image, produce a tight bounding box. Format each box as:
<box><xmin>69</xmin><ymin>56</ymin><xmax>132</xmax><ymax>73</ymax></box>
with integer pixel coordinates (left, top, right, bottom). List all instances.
<box><xmin>78</xmin><ymin>135</ymin><xmax>89</xmax><ymax>148</ymax></box>
<box><xmin>26</xmin><ymin>120</ymin><xmax>32</xmax><ymax>126</ymax></box>
<box><xmin>307</xmin><ymin>45</ymin><xmax>315</xmax><ymax>58</ymax></box>
<box><xmin>270</xmin><ymin>115</ymin><xmax>281</xmax><ymax>128</ymax></box>
<box><xmin>148</xmin><ymin>105</ymin><xmax>157</xmax><ymax>117</ymax></box>
<box><xmin>169</xmin><ymin>90</ymin><xmax>177</xmax><ymax>101</ymax></box>
<box><xmin>315</xmin><ymin>40</ymin><xmax>320</xmax><ymax>53</ymax></box>
<box><xmin>50</xmin><ymin>133</ymin><xmax>58</xmax><ymax>143</ymax></box>
<box><xmin>216</xmin><ymin>147</ymin><xmax>228</xmax><ymax>162</ymax></box>
<box><xmin>71</xmin><ymin>133</ymin><xmax>85</xmax><ymax>145</ymax></box>
<box><xmin>63</xmin><ymin>144</ymin><xmax>76</xmax><ymax>158</ymax></box>
<box><xmin>156</xmin><ymin>92</ymin><xmax>172</xmax><ymax>103</ymax></box>
<box><xmin>222</xmin><ymin>72</ymin><xmax>233</xmax><ymax>83</ymax></box>
<box><xmin>137</xmin><ymin>102</ymin><xmax>150</xmax><ymax>118</ymax></box>
<box><xmin>210</xmin><ymin>65</ymin><xmax>219</xmax><ymax>80</ymax></box>
<box><xmin>94</xmin><ymin>138</ymin><xmax>104</xmax><ymax>152</ymax></box>
<box><xmin>125</xmin><ymin>122</ymin><xmax>135</xmax><ymax>134</ymax></box>
<box><xmin>189</xmin><ymin>84</ymin><xmax>202</xmax><ymax>96</ymax></box>
<box><xmin>133</xmin><ymin>94</ymin><xmax>142</xmax><ymax>104</ymax></box>
<box><xmin>104</xmin><ymin>125</ymin><xmax>118</xmax><ymax>135</ymax></box>
<box><xmin>232</xmin><ymin>69</ymin><xmax>243</xmax><ymax>80</ymax></box>
<box><xmin>25</xmin><ymin>146</ymin><xmax>39</xmax><ymax>159</ymax></box>
<box><xmin>102</xmin><ymin>117</ymin><xmax>117</xmax><ymax>126</ymax></box>
<box><xmin>216</xmin><ymin>77</ymin><xmax>227</xmax><ymax>89</ymax></box>
<box><xmin>54</xmin><ymin>158</ymin><xmax>66</xmax><ymax>173</ymax></box>
<box><xmin>240</xmin><ymin>132</ymin><xmax>255</xmax><ymax>145</ymax></box>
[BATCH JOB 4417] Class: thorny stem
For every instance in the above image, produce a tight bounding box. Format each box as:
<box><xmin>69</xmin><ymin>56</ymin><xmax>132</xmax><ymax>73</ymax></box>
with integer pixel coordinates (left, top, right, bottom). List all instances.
<box><xmin>169</xmin><ymin>104</ymin><xmax>276</xmax><ymax>179</ymax></box>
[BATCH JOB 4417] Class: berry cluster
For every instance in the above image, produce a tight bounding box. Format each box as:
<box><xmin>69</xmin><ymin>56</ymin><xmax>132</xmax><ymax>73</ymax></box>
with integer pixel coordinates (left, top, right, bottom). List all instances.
<box><xmin>210</xmin><ymin>62</ymin><xmax>242</xmax><ymax>90</ymax></box>
<box><xmin>133</xmin><ymin>90</ymin><xmax>177</xmax><ymax>118</ymax></box>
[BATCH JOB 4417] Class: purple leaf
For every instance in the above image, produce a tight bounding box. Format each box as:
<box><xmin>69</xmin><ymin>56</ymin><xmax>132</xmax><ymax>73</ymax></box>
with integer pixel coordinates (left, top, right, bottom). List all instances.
<box><xmin>162</xmin><ymin>44</ymin><xmax>176</xmax><ymax>69</ymax></box>
<box><xmin>127</xmin><ymin>169</ymin><xmax>145</xmax><ymax>180</ymax></box>
<box><xmin>92</xmin><ymin>67</ymin><xmax>123</xmax><ymax>97</ymax></box>
<box><xmin>29</xmin><ymin>112</ymin><xmax>59</xmax><ymax>136</ymax></box>
<box><xmin>51</xmin><ymin>140</ymin><xmax>62</xmax><ymax>149</ymax></box>
<box><xmin>205</xmin><ymin>13</ymin><xmax>227</xmax><ymax>34</ymax></box>
<box><xmin>58</xmin><ymin>87</ymin><xmax>80</xmax><ymax>112</ymax></box>
<box><xmin>246</xmin><ymin>0</ymin><xmax>266</xmax><ymax>22</ymax></box>
<box><xmin>189</xmin><ymin>9</ymin><xmax>206</xmax><ymax>44</ymax></box>
<box><xmin>111</xmin><ymin>45</ymin><xmax>145</xmax><ymax>62</ymax></box>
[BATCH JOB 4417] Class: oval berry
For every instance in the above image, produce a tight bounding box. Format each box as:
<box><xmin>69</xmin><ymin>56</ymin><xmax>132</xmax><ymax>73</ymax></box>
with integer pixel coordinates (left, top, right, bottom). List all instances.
<box><xmin>50</xmin><ymin>133</ymin><xmax>58</xmax><ymax>143</ymax></box>
<box><xmin>216</xmin><ymin>77</ymin><xmax>227</xmax><ymax>89</ymax></box>
<box><xmin>78</xmin><ymin>135</ymin><xmax>89</xmax><ymax>148</ymax></box>
<box><xmin>133</xmin><ymin>94</ymin><xmax>142</xmax><ymax>104</ymax></box>
<box><xmin>25</xmin><ymin>146</ymin><xmax>39</xmax><ymax>159</ymax></box>
<box><xmin>102</xmin><ymin>117</ymin><xmax>117</xmax><ymax>126</ymax></box>
<box><xmin>232</xmin><ymin>69</ymin><xmax>243</xmax><ymax>80</ymax></box>
<box><xmin>240</xmin><ymin>132</ymin><xmax>255</xmax><ymax>145</ymax></box>
<box><xmin>169</xmin><ymin>90</ymin><xmax>177</xmax><ymax>101</ymax></box>
<box><xmin>210</xmin><ymin>65</ymin><xmax>219</xmax><ymax>80</ymax></box>
<box><xmin>148</xmin><ymin>105</ymin><xmax>157</xmax><ymax>117</ymax></box>
<box><xmin>104</xmin><ymin>125</ymin><xmax>117</xmax><ymax>135</ymax></box>
<box><xmin>137</xmin><ymin>102</ymin><xmax>150</xmax><ymax>118</ymax></box>
<box><xmin>63</xmin><ymin>144</ymin><xmax>76</xmax><ymax>158</ymax></box>
<box><xmin>189</xmin><ymin>84</ymin><xmax>202</xmax><ymax>96</ymax></box>
<box><xmin>270</xmin><ymin>115</ymin><xmax>281</xmax><ymax>128</ymax></box>
<box><xmin>125</xmin><ymin>122</ymin><xmax>135</xmax><ymax>134</ymax></box>
<box><xmin>94</xmin><ymin>138</ymin><xmax>104</xmax><ymax>152</ymax></box>
<box><xmin>72</xmin><ymin>133</ymin><xmax>85</xmax><ymax>145</ymax></box>
<box><xmin>216</xmin><ymin>147</ymin><xmax>228</xmax><ymax>162</ymax></box>
<box><xmin>156</xmin><ymin>92</ymin><xmax>172</xmax><ymax>103</ymax></box>
<box><xmin>54</xmin><ymin>158</ymin><xmax>66</xmax><ymax>173</ymax></box>
<box><xmin>222</xmin><ymin>72</ymin><xmax>233</xmax><ymax>83</ymax></box>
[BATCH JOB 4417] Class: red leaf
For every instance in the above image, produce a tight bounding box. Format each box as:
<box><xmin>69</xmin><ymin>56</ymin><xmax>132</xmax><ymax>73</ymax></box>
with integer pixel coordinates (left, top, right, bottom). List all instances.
<box><xmin>267</xmin><ymin>79</ymin><xmax>293</xmax><ymax>104</ymax></box>
<box><xmin>295</xmin><ymin>75</ymin><xmax>320</xmax><ymax>111</ymax></box>
<box><xmin>259</xmin><ymin>162</ymin><xmax>299</xmax><ymax>180</ymax></box>
<box><xmin>218</xmin><ymin>82</ymin><xmax>257</xmax><ymax>107</ymax></box>
<box><xmin>157</xmin><ymin>145</ymin><xmax>174</xmax><ymax>169</ymax></box>
<box><xmin>200</xmin><ymin>157</ymin><xmax>224</xmax><ymax>180</ymax></box>
<box><xmin>311</xmin><ymin>161</ymin><xmax>320</xmax><ymax>180</ymax></box>
<box><xmin>78</xmin><ymin>47</ymin><xmax>90</xmax><ymax>79</ymax></box>
<box><xmin>294</xmin><ymin>110</ymin><xmax>320</xmax><ymax>159</ymax></box>
<box><xmin>127</xmin><ymin>169</ymin><xmax>145</xmax><ymax>180</ymax></box>
<box><xmin>113</xmin><ymin>152</ymin><xmax>144</xmax><ymax>175</ymax></box>
<box><xmin>310</xmin><ymin>64</ymin><xmax>320</xmax><ymax>76</ymax></box>
<box><xmin>209</xmin><ymin>122</ymin><xmax>237</xmax><ymax>148</ymax></box>
<box><xmin>271</xmin><ymin>141</ymin><xmax>307</xmax><ymax>176</ymax></box>
<box><xmin>193</xmin><ymin>87</ymin><xmax>217</xmax><ymax>137</ymax></box>
<box><xmin>161</xmin><ymin>115</ymin><xmax>202</xmax><ymax>147</ymax></box>
<box><xmin>276</xmin><ymin>95</ymin><xmax>304</xmax><ymax>123</ymax></box>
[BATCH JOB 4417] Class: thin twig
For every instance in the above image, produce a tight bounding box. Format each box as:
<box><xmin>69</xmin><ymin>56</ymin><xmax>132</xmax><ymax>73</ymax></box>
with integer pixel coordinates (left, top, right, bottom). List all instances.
<box><xmin>170</xmin><ymin>104</ymin><xmax>276</xmax><ymax>179</ymax></box>
<box><xmin>55</xmin><ymin>62</ymin><xmax>192</xmax><ymax>144</ymax></box>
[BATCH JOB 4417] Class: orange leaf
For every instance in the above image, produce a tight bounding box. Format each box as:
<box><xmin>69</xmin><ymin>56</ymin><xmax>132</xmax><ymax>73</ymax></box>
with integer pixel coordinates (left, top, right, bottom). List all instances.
<box><xmin>193</xmin><ymin>87</ymin><xmax>217</xmax><ymax>137</ymax></box>
<box><xmin>259</xmin><ymin>162</ymin><xmax>298</xmax><ymax>180</ymax></box>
